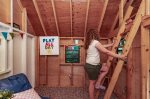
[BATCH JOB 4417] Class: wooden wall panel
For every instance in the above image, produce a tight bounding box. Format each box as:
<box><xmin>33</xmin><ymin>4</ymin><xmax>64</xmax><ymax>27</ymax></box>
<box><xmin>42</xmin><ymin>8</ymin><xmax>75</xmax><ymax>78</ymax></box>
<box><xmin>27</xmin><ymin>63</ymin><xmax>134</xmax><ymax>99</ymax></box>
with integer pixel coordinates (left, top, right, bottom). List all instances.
<box><xmin>47</xmin><ymin>56</ymin><xmax>59</xmax><ymax>87</ymax></box>
<box><xmin>73</xmin><ymin>66</ymin><xmax>85</xmax><ymax>87</ymax></box>
<box><xmin>37</xmin><ymin>38</ymin><xmax>110</xmax><ymax>88</ymax></box>
<box><xmin>0</xmin><ymin>0</ymin><xmax>10</xmax><ymax>23</ymax></box>
<box><xmin>60</xmin><ymin>66</ymin><xmax>72</xmax><ymax>87</ymax></box>
<box><xmin>126</xmin><ymin>30</ymin><xmax>141</xmax><ymax>99</ymax></box>
<box><xmin>107</xmin><ymin>30</ymin><xmax>142</xmax><ymax>99</ymax></box>
<box><xmin>39</xmin><ymin>56</ymin><xmax>47</xmax><ymax>85</ymax></box>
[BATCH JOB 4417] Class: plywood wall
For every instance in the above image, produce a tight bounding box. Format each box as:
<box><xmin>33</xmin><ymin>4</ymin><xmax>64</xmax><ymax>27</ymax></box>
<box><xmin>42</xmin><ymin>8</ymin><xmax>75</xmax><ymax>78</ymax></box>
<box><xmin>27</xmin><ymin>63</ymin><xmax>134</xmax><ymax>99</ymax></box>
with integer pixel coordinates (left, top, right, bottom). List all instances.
<box><xmin>36</xmin><ymin>37</ymin><xmax>110</xmax><ymax>87</ymax></box>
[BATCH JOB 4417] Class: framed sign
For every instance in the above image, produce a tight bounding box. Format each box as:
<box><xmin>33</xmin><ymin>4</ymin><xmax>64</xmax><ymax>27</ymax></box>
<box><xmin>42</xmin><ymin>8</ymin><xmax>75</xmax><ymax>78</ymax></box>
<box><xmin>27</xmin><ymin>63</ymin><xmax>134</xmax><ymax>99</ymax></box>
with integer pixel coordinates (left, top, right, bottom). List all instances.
<box><xmin>65</xmin><ymin>45</ymin><xmax>80</xmax><ymax>63</ymax></box>
<box><xmin>40</xmin><ymin>36</ymin><xmax>59</xmax><ymax>55</ymax></box>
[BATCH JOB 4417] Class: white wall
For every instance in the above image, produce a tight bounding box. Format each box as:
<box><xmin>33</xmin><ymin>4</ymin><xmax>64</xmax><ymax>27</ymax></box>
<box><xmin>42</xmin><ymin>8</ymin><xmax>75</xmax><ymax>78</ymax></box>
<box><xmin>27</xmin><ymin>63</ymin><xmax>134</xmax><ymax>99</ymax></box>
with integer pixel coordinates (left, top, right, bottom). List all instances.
<box><xmin>13</xmin><ymin>34</ymin><xmax>35</xmax><ymax>87</ymax></box>
<box><xmin>13</xmin><ymin>35</ymin><xmax>23</xmax><ymax>74</ymax></box>
<box><xmin>0</xmin><ymin>35</ymin><xmax>13</xmax><ymax>79</ymax></box>
<box><xmin>27</xmin><ymin>36</ymin><xmax>35</xmax><ymax>87</ymax></box>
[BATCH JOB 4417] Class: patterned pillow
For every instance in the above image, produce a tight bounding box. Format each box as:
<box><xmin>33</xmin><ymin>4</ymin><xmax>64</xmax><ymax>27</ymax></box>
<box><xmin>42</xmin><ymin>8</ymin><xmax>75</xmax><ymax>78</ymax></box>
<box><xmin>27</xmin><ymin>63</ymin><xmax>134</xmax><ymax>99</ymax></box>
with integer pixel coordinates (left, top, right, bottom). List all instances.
<box><xmin>12</xmin><ymin>88</ymin><xmax>41</xmax><ymax>99</ymax></box>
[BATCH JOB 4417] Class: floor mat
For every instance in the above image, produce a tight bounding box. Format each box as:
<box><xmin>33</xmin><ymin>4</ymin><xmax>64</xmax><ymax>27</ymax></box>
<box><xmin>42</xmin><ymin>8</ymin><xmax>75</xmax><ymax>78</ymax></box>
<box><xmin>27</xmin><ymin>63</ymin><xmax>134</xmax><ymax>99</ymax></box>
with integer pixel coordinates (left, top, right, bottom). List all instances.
<box><xmin>35</xmin><ymin>86</ymin><xmax>89</xmax><ymax>99</ymax></box>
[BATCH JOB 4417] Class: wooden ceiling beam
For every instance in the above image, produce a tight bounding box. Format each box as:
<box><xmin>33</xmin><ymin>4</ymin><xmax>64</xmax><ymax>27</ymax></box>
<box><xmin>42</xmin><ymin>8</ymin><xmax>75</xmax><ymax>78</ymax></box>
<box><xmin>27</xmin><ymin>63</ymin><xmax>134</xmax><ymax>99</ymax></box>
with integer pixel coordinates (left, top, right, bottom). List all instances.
<box><xmin>97</xmin><ymin>0</ymin><xmax>109</xmax><ymax>33</ymax></box>
<box><xmin>32</xmin><ymin>0</ymin><xmax>47</xmax><ymax>36</ymax></box>
<box><xmin>84</xmin><ymin>0</ymin><xmax>90</xmax><ymax>38</ymax></box>
<box><xmin>119</xmin><ymin>0</ymin><xmax>124</xmax><ymax>26</ymax></box>
<box><xmin>70</xmin><ymin>0</ymin><xmax>73</xmax><ymax>37</ymax></box>
<box><xmin>51</xmin><ymin>0</ymin><xmax>60</xmax><ymax>36</ymax></box>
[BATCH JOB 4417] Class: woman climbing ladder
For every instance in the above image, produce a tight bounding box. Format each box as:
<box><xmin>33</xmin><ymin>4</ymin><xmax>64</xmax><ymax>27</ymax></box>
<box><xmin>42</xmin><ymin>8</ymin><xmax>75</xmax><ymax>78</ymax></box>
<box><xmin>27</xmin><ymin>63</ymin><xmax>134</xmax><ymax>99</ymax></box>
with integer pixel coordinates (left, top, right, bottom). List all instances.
<box><xmin>84</xmin><ymin>29</ymin><xmax>127</xmax><ymax>99</ymax></box>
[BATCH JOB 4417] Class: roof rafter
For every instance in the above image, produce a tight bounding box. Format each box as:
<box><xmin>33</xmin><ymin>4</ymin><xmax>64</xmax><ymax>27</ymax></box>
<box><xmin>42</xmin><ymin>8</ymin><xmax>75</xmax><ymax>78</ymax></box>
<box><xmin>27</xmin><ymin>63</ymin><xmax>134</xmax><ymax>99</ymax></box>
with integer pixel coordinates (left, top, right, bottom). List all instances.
<box><xmin>97</xmin><ymin>0</ymin><xmax>109</xmax><ymax>33</ymax></box>
<box><xmin>70</xmin><ymin>0</ymin><xmax>73</xmax><ymax>37</ymax></box>
<box><xmin>119</xmin><ymin>0</ymin><xmax>124</xmax><ymax>25</ymax></box>
<box><xmin>51</xmin><ymin>0</ymin><xmax>60</xmax><ymax>36</ymax></box>
<box><xmin>84</xmin><ymin>0</ymin><xmax>90</xmax><ymax>38</ymax></box>
<box><xmin>32</xmin><ymin>0</ymin><xmax>47</xmax><ymax>36</ymax></box>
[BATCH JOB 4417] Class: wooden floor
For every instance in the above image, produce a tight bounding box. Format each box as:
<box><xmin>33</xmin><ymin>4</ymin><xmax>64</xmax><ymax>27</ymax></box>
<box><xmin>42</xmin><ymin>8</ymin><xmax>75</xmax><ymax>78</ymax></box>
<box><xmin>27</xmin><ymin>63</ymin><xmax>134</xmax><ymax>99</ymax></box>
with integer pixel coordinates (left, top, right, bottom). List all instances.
<box><xmin>35</xmin><ymin>86</ymin><xmax>117</xmax><ymax>99</ymax></box>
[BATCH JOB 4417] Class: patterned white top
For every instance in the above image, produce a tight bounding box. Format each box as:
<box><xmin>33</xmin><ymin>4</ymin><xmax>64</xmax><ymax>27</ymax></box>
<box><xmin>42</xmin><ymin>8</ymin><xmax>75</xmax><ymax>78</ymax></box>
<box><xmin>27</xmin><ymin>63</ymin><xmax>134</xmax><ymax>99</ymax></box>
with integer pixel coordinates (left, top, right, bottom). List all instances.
<box><xmin>86</xmin><ymin>40</ymin><xmax>100</xmax><ymax>65</ymax></box>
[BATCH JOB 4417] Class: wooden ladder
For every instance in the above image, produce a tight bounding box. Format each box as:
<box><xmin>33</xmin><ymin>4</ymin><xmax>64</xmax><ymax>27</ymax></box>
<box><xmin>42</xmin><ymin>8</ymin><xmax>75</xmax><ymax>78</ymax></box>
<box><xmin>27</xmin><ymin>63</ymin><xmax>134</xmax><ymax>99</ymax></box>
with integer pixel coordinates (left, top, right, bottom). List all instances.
<box><xmin>95</xmin><ymin>3</ymin><xmax>134</xmax><ymax>99</ymax></box>
<box><xmin>103</xmin><ymin>1</ymin><xmax>145</xmax><ymax>99</ymax></box>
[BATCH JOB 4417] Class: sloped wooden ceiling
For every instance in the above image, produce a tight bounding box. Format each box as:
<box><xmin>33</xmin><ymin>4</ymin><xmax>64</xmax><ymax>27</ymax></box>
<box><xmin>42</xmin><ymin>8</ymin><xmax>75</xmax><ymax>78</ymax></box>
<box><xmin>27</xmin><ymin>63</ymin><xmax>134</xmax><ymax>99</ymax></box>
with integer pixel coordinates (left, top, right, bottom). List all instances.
<box><xmin>100</xmin><ymin>0</ymin><xmax>120</xmax><ymax>37</ymax></box>
<box><xmin>20</xmin><ymin>0</ymin><xmax>121</xmax><ymax>37</ymax></box>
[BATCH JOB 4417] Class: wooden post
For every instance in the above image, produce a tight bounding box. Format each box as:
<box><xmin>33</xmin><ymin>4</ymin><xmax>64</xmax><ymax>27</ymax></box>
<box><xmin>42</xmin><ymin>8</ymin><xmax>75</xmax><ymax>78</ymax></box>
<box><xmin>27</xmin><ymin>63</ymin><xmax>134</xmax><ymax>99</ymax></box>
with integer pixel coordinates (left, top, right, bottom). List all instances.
<box><xmin>141</xmin><ymin>1</ymin><xmax>147</xmax><ymax>99</ymax></box>
<box><xmin>84</xmin><ymin>0</ymin><xmax>90</xmax><ymax>37</ymax></box>
<box><xmin>35</xmin><ymin>37</ymin><xmax>40</xmax><ymax>87</ymax></box>
<box><xmin>146</xmin><ymin>1</ymin><xmax>150</xmax><ymax>98</ymax></box>
<box><xmin>22</xmin><ymin>8</ymin><xmax>27</xmax><ymax>32</ymax></box>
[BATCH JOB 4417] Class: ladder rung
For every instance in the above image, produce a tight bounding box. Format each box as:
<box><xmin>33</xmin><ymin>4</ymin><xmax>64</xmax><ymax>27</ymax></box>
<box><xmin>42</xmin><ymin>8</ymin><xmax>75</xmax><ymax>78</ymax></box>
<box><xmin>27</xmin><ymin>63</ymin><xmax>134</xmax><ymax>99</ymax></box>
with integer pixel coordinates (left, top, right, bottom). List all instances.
<box><xmin>126</xmin><ymin>13</ymin><xmax>137</xmax><ymax>21</ymax></box>
<box><xmin>120</xmin><ymin>20</ymin><xmax>133</xmax><ymax>36</ymax></box>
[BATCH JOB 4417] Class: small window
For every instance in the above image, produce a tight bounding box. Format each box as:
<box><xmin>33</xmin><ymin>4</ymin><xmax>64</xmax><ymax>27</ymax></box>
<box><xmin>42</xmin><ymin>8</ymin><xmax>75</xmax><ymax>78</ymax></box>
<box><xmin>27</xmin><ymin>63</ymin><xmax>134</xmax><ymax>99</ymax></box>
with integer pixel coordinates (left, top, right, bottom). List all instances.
<box><xmin>65</xmin><ymin>45</ymin><xmax>80</xmax><ymax>63</ymax></box>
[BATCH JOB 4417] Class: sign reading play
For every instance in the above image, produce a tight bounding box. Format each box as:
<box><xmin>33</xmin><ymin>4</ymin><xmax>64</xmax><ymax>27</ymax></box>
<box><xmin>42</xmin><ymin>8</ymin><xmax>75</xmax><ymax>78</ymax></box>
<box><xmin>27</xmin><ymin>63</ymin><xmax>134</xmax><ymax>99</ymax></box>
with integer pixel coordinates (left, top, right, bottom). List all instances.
<box><xmin>40</xmin><ymin>36</ymin><xmax>59</xmax><ymax>55</ymax></box>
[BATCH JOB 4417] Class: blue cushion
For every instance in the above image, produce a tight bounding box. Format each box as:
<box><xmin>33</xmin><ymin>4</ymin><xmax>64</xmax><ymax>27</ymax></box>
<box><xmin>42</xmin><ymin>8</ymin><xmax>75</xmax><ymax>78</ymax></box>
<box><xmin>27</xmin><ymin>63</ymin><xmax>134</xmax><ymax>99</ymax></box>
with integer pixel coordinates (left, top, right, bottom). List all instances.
<box><xmin>0</xmin><ymin>73</ymin><xmax>32</xmax><ymax>93</ymax></box>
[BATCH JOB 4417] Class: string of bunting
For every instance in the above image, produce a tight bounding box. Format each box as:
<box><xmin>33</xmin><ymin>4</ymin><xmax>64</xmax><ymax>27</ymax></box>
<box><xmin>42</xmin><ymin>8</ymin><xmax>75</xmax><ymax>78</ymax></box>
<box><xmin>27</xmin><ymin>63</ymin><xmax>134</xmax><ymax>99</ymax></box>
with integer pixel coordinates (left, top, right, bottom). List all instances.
<box><xmin>1</xmin><ymin>32</ymin><xmax>24</xmax><ymax>40</ymax></box>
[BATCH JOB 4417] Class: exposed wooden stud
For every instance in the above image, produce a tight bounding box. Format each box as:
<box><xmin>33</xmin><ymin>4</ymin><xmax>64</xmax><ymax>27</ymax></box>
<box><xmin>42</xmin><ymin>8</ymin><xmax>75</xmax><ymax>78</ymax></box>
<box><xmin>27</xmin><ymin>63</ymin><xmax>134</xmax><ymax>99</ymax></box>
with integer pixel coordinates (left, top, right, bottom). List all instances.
<box><xmin>97</xmin><ymin>0</ymin><xmax>109</xmax><ymax>33</ymax></box>
<box><xmin>146</xmin><ymin>0</ymin><xmax>150</xmax><ymax>15</ymax></box>
<box><xmin>141</xmin><ymin>21</ymin><xmax>149</xmax><ymax>99</ymax></box>
<box><xmin>84</xmin><ymin>0</ymin><xmax>90</xmax><ymax>38</ymax></box>
<box><xmin>104</xmin><ymin>1</ymin><xmax>144</xmax><ymax>98</ymax></box>
<box><xmin>22</xmin><ymin>8</ymin><xmax>27</xmax><ymax>32</ymax></box>
<box><xmin>144</xmin><ymin>0</ymin><xmax>150</xmax><ymax>99</ymax></box>
<box><xmin>32</xmin><ymin>0</ymin><xmax>47</xmax><ymax>36</ymax></box>
<box><xmin>142</xmin><ymin>16</ymin><xmax>150</xmax><ymax>28</ymax></box>
<box><xmin>35</xmin><ymin>37</ymin><xmax>40</xmax><ymax>87</ymax></box>
<box><xmin>45</xmin><ymin>56</ymin><xmax>48</xmax><ymax>85</ymax></box>
<box><xmin>119</xmin><ymin>0</ymin><xmax>124</xmax><ymax>26</ymax></box>
<box><xmin>51</xmin><ymin>0</ymin><xmax>60</xmax><ymax>36</ymax></box>
<box><xmin>70</xmin><ymin>0</ymin><xmax>72</xmax><ymax>37</ymax></box>
<box><xmin>141</xmin><ymin>2</ymin><xmax>148</xmax><ymax>99</ymax></box>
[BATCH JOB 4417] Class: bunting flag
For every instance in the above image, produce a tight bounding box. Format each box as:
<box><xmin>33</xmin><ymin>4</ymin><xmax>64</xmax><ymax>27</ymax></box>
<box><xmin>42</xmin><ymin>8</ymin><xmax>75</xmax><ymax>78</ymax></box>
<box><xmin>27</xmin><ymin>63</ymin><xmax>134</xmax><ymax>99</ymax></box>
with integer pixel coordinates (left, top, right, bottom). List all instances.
<box><xmin>20</xmin><ymin>33</ymin><xmax>24</xmax><ymax>39</ymax></box>
<box><xmin>9</xmin><ymin>32</ymin><xmax>14</xmax><ymax>39</ymax></box>
<box><xmin>1</xmin><ymin>32</ymin><xmax>8</xmax><ymax>40</ymax></box>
